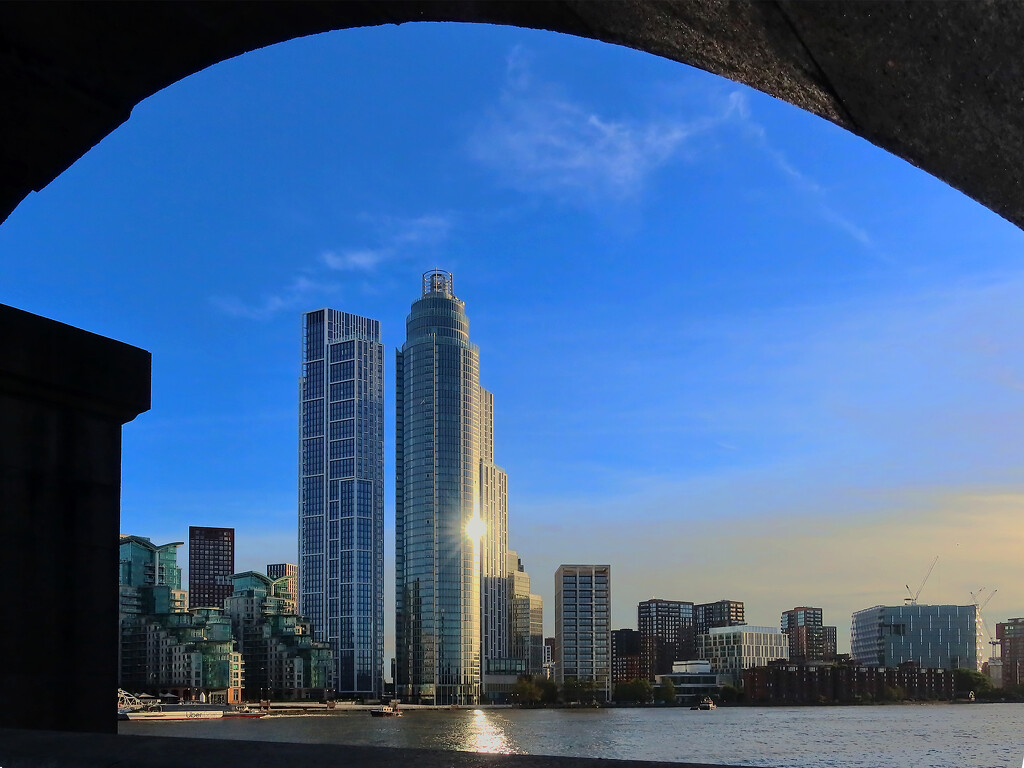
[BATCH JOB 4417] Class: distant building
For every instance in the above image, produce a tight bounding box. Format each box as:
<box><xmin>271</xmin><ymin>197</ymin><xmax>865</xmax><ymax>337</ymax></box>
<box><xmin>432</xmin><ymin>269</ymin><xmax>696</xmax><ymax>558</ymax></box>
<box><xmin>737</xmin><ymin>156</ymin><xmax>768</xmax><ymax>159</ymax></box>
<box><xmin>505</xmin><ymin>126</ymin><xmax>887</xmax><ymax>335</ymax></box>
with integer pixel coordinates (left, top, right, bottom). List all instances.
<box><xmin>224</xmin><ymin>571</ymin><xmax>334</xmax><ymax>701</ymax></box>
<box><xmin>120</xmin><ymin>606</ymin><xmax>243</xmax><ymax>704</ymax></box>
<box><xmin>266</xmin><ymin>563</ymin><xmax>298</xmax><ymax>604</ymax></box>
<box><xmin>545</xmin><ymin>636</ymin><xmax>558</xmax><ymax>664</ymax></box>
<box><xmin>851</xmin><ymin>605</ymin><xmax>982</xmax><ymax>671</ymax></box>
<box><xmin>655</xmin><ymin>660</ymin><xmax>721</xmax><ymax>704</ymax></box>
<box><xmin>543</xmin><ymin>637</ymin><xmax>556</xmax><ymax>679</ymax></box>
<box><xmin>119</xmin><ymin>535</ymin><xmax>187</xmax><ymax>621</ymax></box>
<box><xmin>555</xmin><ymin>565</ymin><xmax>611</xmax><ymax>700</ymax></box>
<box><xmin>997</xmin><ymin>618</ymin><xmax>1024</xmax><ymax>686</ymax></box>
<box><xmin>119</xmin><ymin>535</ymin><xmax>188</xmax><ymax>688</ymax></box>
<box><xmin>188</xmin><ymin>526</ymin><xmax>235</xmax><ymax>609</ymax></box>
<box><xmin>697</xmin><ymin>625</ymin><xmax>789</xmax><ymax>687</ymax></box>
<box><xmin>638</xmin><ymin>598</ymin><xmax>695</xmax><ymax>677</ymax></box>
<box><xmin>746</xmin><ymin>660</ymin><xmax>955</xmax><ymax>703</ymax></box>
<box><xmin>780</xmin><ymin>606</ymin><xmax>837</xmax><ymax>663</ymax></box>
<box><xmin>299</xmin><ymin>308</ymin><xmax>385</xmax><ymax>699</ymax></box>
<box><xmin>985</xmin><ymin>657</ymin><xmax>1003</xmax><ymax>688</ymax></box>
<box><xmin>611</xmin><ymin>628</ymin><xmax>643</xmax><ymax>684</ymax></box>
<box><xmin>508</xmin><ymin>551</ymin><xmax>544</xmax><ymax>677</ymax></box>
<box><xmin>695</xmin><ymin>599</ymin><xmax>745</xmax><ymax>635</ymax></box>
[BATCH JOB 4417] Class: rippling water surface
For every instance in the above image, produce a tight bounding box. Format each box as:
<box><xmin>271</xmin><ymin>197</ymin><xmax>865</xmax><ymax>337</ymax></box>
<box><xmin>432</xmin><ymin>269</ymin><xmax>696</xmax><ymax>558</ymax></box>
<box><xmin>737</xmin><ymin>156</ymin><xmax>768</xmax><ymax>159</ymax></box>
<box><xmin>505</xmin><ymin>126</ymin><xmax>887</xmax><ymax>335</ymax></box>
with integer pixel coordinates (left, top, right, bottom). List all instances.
<box><xmin>120</xmin><ymin>704</ymin><xmax>1024</xmax><ymax>767</ymax></box>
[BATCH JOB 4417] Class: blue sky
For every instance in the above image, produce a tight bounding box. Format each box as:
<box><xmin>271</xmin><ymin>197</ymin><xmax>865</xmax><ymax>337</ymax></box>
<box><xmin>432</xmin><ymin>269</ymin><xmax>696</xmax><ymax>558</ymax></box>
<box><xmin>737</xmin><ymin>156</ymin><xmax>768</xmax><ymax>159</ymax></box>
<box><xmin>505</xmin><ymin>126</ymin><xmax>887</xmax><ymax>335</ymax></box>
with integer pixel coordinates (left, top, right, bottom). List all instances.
<box><xmin>3</xmin><ymin>22</ymin><xmax>1024</xmax><ymax>656</ymax></box>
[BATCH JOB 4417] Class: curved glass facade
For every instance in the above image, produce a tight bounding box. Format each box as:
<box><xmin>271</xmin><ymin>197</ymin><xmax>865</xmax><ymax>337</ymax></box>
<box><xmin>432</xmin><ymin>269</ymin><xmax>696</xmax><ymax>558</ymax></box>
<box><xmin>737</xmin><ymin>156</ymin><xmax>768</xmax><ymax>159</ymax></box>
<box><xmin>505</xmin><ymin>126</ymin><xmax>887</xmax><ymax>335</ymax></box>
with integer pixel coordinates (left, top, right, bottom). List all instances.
<box><xmin>396</xmin><ymin>271</ymin><xmax>488</xmax><ymax>704</ymax></box>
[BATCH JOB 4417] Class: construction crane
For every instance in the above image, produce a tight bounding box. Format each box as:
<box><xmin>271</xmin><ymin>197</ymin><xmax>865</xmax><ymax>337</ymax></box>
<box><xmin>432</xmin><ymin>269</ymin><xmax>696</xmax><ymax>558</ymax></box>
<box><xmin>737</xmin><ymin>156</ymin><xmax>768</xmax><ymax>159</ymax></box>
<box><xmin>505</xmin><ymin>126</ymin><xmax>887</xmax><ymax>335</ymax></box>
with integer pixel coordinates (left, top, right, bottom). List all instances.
<box><xmin>971</xmin><ymin>588</ymin><xmax>1000</xmax><ymax>657</ymax></box>
<box><xmin>904</xmin><ymin>555</ymin><xmax>939</xmax><ymax>605</ymax></box>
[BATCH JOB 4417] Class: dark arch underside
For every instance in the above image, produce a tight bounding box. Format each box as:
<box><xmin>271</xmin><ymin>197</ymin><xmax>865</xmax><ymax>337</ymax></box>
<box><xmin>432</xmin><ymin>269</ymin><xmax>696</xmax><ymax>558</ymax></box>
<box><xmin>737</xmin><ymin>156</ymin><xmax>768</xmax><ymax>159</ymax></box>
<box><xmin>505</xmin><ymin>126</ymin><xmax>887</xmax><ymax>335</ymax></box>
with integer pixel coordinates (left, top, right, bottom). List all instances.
<box><xmin>1</xmin><ymin>1</ymin><xmax>1022</xmax><ymax>230</ymax></box>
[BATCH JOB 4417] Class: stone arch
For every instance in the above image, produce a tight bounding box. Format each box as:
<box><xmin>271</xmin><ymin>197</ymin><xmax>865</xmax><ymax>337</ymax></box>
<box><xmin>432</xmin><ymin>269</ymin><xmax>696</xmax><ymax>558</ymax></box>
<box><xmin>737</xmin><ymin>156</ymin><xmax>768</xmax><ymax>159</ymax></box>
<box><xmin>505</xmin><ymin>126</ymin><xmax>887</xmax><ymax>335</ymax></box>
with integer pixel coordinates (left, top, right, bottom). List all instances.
<box><xmin>1</xmin><ymin>2</ymin><xmax>1023</xmax><ymax>229</ymax></box>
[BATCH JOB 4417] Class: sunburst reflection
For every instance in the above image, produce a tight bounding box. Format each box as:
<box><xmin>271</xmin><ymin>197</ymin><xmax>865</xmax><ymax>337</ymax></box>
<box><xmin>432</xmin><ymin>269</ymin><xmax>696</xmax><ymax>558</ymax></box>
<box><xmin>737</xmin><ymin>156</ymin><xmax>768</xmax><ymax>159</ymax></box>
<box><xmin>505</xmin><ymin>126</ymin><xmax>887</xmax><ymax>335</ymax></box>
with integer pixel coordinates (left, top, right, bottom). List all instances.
<box><xmin>466</xmin><ymin>709</ymin><xmax>520</xmax><ymax>754</ymax></box>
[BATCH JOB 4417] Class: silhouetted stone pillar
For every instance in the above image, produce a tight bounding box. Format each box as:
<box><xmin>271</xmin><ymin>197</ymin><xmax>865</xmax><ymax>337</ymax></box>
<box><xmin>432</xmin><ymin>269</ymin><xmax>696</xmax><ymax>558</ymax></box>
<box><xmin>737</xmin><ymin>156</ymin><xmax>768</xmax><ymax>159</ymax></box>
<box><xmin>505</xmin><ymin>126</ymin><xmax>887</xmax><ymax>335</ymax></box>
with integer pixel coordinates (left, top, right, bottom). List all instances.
<box><xmin>0</xmin><ymin>304</ymin><xmax>150</xmax><ymax>733</ymax></box>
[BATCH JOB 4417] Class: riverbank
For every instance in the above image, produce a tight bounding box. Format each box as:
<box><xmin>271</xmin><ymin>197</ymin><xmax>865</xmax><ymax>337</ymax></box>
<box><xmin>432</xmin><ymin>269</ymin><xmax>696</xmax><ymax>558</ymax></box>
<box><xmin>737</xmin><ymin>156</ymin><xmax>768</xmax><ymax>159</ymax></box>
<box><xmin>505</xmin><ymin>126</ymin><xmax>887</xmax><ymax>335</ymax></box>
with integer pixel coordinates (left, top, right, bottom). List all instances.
<box><xmin>259</xmin><ymin>702</ymin><xmax>514</xmax><ymax>715</ymax></box>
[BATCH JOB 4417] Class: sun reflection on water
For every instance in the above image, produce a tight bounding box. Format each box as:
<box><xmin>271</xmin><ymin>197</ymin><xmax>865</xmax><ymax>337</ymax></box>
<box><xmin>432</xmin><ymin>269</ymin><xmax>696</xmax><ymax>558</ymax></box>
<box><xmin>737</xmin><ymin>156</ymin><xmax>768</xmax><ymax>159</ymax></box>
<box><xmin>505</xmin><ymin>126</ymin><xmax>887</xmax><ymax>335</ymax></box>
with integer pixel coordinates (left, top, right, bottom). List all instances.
<box><xmin>465</xmin><ymin>709</ymin><xmax>521</xmax><ymax>754</ymax></box>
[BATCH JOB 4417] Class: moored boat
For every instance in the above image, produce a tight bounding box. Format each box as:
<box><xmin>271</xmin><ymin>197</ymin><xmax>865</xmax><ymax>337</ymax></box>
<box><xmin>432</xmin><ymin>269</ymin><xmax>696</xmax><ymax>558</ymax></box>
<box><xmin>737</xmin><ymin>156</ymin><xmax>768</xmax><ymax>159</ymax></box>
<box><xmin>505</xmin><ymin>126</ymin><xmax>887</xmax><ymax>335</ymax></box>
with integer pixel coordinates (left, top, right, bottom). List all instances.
<box><xmin>118</xmin><ymin>689</ymin><xmax>255</xmax><ymax>721</ymax></box>
<box><xmin>120</xmin><ymin>705</ymin><xmax>224</xmax><ymax>721</ymax></box>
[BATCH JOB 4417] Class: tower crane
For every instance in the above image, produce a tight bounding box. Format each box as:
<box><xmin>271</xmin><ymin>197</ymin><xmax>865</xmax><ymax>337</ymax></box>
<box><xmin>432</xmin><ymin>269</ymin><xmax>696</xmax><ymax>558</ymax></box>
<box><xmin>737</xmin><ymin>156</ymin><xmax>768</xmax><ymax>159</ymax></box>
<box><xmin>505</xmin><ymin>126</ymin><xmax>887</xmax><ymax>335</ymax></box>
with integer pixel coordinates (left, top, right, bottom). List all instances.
<box><xmin>971</xmin><ymin>588</ymin><xmax>1000</xmax><ymax>658</ymax></box>
<box><xmin>904</xmin><ymin>555</ymin><xmax>939</xmax><ymax>605</ymax></box>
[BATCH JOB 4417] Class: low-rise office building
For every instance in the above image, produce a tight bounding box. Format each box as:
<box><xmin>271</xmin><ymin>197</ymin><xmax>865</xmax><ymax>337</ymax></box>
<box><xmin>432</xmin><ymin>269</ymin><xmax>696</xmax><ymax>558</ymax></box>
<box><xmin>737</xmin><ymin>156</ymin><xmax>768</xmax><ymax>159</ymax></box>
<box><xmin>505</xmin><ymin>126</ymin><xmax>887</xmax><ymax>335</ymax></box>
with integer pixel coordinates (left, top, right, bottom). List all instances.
<box><xmin>851</xmin><ymin>604</ymin><xmax>982</xmax><ymax>671</ymax></box>
<box><xmin>697</xmin><ymin>625</ymin><xmax>789</xmax><ymax>687</ymax></box>
<box><xmin>655</xmin><ymin>660</ymin><xmax>722</xmax><ymax>704</ymax></box>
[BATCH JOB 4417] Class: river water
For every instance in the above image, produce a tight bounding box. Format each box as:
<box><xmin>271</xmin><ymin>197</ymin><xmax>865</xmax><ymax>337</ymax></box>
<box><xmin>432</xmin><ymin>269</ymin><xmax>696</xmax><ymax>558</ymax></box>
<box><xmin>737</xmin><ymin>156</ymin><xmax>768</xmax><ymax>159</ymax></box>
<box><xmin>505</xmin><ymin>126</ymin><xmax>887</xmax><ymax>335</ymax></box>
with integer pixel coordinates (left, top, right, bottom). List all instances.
<box><xmin>119</xmin><ymin>704</ymin><xmax>1024</xmax><ymax>767</ymax></box>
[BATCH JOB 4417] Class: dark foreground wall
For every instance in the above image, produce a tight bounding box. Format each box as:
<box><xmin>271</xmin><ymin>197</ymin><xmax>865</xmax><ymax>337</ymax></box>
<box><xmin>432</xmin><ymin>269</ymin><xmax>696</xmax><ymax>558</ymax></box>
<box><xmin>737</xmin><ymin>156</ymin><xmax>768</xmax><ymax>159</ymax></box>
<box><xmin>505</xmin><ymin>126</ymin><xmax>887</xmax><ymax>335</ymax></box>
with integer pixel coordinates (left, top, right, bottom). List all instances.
<box><xmin>0</xmin><ymin>730</ymin><xmax>748</xmax><ymax>768</ymax></box>
<box><xmin>0</xmin><ymin>305</ymin><xmax>150</xmax><ymax>733</ymax></box>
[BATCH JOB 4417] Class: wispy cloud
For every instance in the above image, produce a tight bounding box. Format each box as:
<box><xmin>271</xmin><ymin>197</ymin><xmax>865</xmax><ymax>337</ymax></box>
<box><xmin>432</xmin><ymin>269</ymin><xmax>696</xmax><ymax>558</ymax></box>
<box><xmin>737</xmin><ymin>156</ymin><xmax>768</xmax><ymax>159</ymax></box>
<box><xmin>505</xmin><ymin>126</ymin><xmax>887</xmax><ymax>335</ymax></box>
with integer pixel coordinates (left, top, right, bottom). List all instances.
<box><xmin>469</xmin><ymin>47</ymin><xmax>739</xmax><ymax>201</ymax></box>
<box><xmin>210</xmin><ymin>213</ymin><xmax>452</xmax><ymax>319</ymax></box>
<box><xmin>729</xmin><ymin>91</ymin><xmax>874</xmax><ymax>248</ymax></box>
<box><xmin>210</xmin><ymin>274</ymin><xmax>336</xmax><ymax>320</ymax></box>
<box><xmin>320</xmin><ymin>214</ymin><xmax>452</xmax><ymax>272</ymax></box>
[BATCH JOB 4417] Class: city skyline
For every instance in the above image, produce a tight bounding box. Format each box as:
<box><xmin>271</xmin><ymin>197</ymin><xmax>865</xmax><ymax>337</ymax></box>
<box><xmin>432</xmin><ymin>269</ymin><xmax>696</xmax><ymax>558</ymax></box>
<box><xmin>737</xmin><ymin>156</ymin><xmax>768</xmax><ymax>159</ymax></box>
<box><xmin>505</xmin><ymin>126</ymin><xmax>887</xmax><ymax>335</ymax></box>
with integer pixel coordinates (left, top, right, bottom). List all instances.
<box><xmin>3</xmin><ymin>22</ymin><xmax>1024</xmax><ymax>656</ymax></box>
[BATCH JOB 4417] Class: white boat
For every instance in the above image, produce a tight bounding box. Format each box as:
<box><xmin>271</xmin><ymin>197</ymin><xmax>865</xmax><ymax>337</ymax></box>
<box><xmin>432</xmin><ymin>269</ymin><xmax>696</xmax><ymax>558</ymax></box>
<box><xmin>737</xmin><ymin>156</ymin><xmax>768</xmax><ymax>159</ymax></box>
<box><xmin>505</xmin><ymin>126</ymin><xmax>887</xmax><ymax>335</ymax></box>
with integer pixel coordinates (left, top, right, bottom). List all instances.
<box><xmin>121</xmin><ymin>706</ymin><xmax>224</xmax><ymax>721</ymax></box>
<box><xmin>118</xmin><ymin>689</ymin><xmax>224</xmax><ymax>721</ymax></box>
<box><xmin>369</xmin><ymin>700</ymin><xmax>402</xmax><ymax>718</ymax></box>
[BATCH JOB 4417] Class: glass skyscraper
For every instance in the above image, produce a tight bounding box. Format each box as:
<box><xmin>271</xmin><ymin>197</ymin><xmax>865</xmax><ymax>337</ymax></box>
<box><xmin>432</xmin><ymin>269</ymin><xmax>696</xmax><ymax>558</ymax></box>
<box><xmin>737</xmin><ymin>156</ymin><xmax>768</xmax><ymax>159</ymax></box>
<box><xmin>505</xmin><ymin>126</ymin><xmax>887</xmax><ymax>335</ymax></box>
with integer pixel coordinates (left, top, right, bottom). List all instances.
<box><xmin>396</xmin><ymin>270</ymin><xmax>508</xmax><ymax>704</ymax></box>
<box><xmin>299</xmin><ymin>309</ymin><xmax>384</xmax><ymax>698</ymax></box>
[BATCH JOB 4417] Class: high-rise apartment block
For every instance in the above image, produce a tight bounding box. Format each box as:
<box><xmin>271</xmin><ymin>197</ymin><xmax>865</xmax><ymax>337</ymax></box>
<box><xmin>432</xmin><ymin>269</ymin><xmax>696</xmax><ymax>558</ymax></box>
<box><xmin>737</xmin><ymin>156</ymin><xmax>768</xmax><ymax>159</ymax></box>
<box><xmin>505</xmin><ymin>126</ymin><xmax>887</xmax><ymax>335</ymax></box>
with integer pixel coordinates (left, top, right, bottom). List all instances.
<box><xmin>188</xmin><ymin>526</ymin><xmax>235</xmax><ymax>609</ymax></box>
<box><xmin>780</xmin><ymin>606</ymin><xmax>837</xmax><ymax>664</ymax></box>
<box><xmin>299</xmin><ymin>308</ymin><xmax>385</xmax><ymax>698</ymax></box>
<box><xmin>638</xmin><ymin>598</ymin><xmax>695</xmax><ymax>678</ymax></box>
<box><xmin>395</xmin><ymin>271</ymin><xmax>511</xmax><ymax>704</ymax></box>
<box><xmin>695</xmin><ymin>599</ymin><xmax>745</xmax><ymax>635</ymax></box>
<box><xmin>555</xmin><ymin>564</ymin><xmax>611</xmax><ymax>700</ymax></box>
<box><xmin>851</xmin><ymin>604</ymin><xmax>982</xmax><ymax>671</ymax></box>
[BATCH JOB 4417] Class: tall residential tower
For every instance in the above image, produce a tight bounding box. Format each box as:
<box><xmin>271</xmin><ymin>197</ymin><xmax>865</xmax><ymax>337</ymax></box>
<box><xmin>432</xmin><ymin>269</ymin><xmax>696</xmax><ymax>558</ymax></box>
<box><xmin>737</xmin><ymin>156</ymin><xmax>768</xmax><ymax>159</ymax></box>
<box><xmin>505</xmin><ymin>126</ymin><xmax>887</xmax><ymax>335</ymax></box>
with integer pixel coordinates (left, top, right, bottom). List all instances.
<box><xmin>555</xmin><ymin>564</ymin><xmax>612</xmax><ymax>701</ymax></box>
<box><xmin>188</xmin><ymin>526</ymin><xmax>234</xmax><ymax>609</ymax></box>
<box><xmin>395</xmin><ymin>270</ymin><xmax>509</xmax><ymax>704</ymax></box>
<box><xmin>299</xmin><ymin>308</ymin><xmax>385</xmax><ymax>698</ymax></box>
